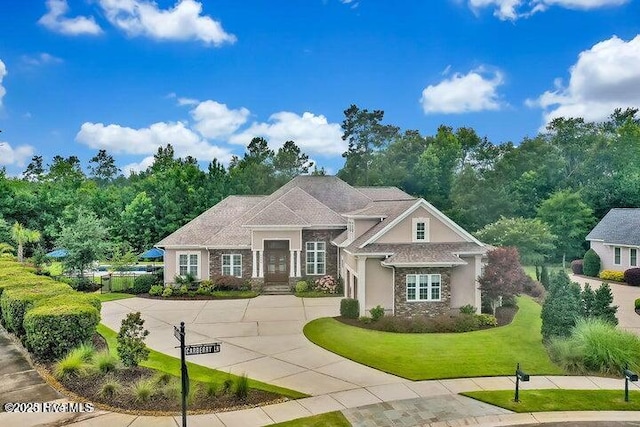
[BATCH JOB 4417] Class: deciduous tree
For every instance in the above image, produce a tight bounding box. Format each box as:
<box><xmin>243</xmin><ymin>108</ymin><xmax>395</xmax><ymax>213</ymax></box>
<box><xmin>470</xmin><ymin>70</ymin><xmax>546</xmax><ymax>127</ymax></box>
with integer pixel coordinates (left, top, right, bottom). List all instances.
<box><xmin>478</xmin><ymin>247</ymin><xmax>530</xmax><ymax>314</ymax></box>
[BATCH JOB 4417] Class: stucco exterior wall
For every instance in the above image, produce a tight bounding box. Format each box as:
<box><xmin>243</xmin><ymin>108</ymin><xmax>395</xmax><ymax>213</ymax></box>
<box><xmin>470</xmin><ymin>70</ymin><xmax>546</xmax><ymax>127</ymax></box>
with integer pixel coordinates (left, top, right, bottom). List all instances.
<box><xmin>163</xmin><ymin>248</ymin><xmax>208</xmax><ymax>284</ymax></box>
<box><xmin>450</xmin><ymin>256</ymin><xmax>479</xmax><ymax>310</ymax></box>
<box><xmin>590</xmin><ymin>241</ymin><xmax>640</xmax><ymax>272</ymax></box>
<box><xmin>365</xmin><ymin>258</ymin><xmax>393</xmax><ymax>312</ymax></box>
<box><xmin>375</xmin><ymin>206</ymin><xmax>462</xmax><ymax>244</ymax></box>
<box><xmin>354</xmin><ymin>218</ymin><xmax>380</xmax><ymax>240</ymax></box>
<box><xmin>393</xmin><ymin>267</ymin><xmax>451</xmax><ymax>317</ymax></box>
<box><xmin>252</xmin><ymin>230</ymin><xmax>302</xmax><ymax>251</ymax></box>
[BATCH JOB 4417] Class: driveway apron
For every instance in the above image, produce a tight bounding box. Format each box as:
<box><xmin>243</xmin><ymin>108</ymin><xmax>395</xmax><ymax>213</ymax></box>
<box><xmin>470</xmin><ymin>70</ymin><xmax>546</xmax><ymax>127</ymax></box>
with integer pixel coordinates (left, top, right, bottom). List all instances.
<box><xmin>101</xmin><ymin>295</ymin><xmax>405</xmax><ymax>396</ymax></box>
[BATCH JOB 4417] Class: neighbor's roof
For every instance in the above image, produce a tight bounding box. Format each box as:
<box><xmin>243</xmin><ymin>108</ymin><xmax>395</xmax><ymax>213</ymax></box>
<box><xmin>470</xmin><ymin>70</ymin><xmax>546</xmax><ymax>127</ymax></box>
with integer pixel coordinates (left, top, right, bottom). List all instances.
<box><xmin>586</xmin><ymin>208</ymin><xmax>640</xmax><ymax>246</ymax></box>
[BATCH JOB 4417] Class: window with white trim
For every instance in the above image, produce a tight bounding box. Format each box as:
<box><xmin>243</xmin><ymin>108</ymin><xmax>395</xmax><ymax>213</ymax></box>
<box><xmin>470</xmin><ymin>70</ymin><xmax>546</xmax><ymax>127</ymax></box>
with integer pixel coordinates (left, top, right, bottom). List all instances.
<box><xmin>406</xmin><ymin>274</ymin><xmax>441</xmax><ymax>301</ymax></box>
<box><xmin>222</xmin><ymin>254</ymin><xmax>242</xmax><ymax>277</ymax></box>
<box><xmin>631</xmin><ymin>248</ymin><xmax>638</xmax><ymax>267</ymax></box>
<box><xmin>412</xmin><ymin>217</ymin><xmax>429</xmax><ymax>242</ymax></box>
<box><xmin>614</xmin><ymin>247</ymin><xmax>621</xmax><ymax>265</ymax></box>
<box><xmin>306</xmin><ymin>241</ymin><xmax>326</xmax><ymax>275</ymax></box>
<box><xmin>178</xmin><ymin>252</ymin><xmax>199</xmax><ymax>278</ymax></box>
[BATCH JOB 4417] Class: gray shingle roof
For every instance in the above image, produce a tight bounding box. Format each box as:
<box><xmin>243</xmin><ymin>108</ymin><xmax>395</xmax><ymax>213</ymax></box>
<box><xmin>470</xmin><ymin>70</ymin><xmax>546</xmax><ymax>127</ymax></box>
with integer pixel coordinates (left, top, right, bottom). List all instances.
<box><xmin>156</xmin><ymin>196</ymin><xmax>264</xmax><ymax>246</ymax></box>
<box><xmin>352</xmin><ymin>242</ymin><xmax>486</xmax><ymax>265</ymax></box>
<box><xmin>354</xmin><ymin>187</ymin><xmax>415</xmax><ymax>201</ymax></box>
<box><xmin>586</xmin><ymin>208</ymin><xmax>640</xmax><ymax>246</ymax></box>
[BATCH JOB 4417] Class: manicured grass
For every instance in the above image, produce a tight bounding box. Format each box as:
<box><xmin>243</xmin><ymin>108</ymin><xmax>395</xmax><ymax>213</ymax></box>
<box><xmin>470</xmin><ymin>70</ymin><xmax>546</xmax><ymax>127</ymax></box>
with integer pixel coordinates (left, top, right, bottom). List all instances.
<box><xmin>96</xmin><ymin>292</ymin><xmax>135</xmax><ymax>302</ymax></box>
<box><xmin>270</xmin><ymin>411</ymin><xmax>351</xmax><ymax>426</ymax></box>
<box><xmin>463</xmin><ymin>389</ymin><xmax>640</xmax><ymax>412</ymax></box>
<box><xmin>209</xmin><ymin>290</ymin><xmax>258</xmax><ymax>299</ymax></box>
<box><xmin>97</xmin><ymin>324</ymin><xmax>307</xmax><ymax>399</ymax></box>
<box><xmin>522</xmin><ymin>265</ymin><xmax>570</xmax><ymax>281</ymax></box>
<box><xmin>304</xmin><ymin>296</ymin><xmax>562</xmax><ymax>380</ymax></box>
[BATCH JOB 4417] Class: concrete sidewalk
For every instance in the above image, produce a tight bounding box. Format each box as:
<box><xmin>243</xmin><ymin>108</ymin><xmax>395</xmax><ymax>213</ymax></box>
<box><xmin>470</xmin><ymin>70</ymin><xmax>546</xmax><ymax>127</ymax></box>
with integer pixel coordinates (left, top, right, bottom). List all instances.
<box><xmin>2</xmin><ymin>375</ymin><xmax>640</xmax><ymax>426</ymax></box>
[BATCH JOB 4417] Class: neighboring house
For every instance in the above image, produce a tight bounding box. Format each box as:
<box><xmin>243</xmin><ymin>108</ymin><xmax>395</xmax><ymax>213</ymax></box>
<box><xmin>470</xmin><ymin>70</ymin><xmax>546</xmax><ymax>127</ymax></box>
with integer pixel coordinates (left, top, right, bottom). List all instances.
<box><xmin>157</xmin><ymin>176</ymin><xmax>488</xmax><ymax>316</ymax></box>
<box><xmin>586</xmin><ymin>208</ymin><xmax>640</xmax><ymax>272</ymax></box>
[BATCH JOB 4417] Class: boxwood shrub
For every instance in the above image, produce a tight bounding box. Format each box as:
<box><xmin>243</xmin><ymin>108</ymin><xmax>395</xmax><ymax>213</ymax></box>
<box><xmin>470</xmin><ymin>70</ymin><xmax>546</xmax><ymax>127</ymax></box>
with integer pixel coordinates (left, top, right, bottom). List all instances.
<box><xmin>340</xmin><ymin>298</ymin><xmax>359</xmax><ymax>319</ymax></box>
<box><xmin>583</xmin><ymin>249</ymin><xmax>601</xmax><ymax>277</ymax></box>
<box><xmin>0</xmin><ymin>283</ymin><xmax>73</xmax><ymax>336</ymax></box>
<box><xmin>635</xmin><ymin>298</ymin><xmax>640</xmax><ymax>310</ymax></box>
<box><xmin>24</xmin><ymin>302</ymin><xmax>100</xmax><ymax>361</ymax></box>
<box><xmin>0</xmin><ymin>277</ymin><xmax>57</xmax><ymax>299</ymax></box>
<box><xmin>35</xmin><ymin>293</ymin><xmax>101</xmax><ymax>312</ymax></box>
<box><xmin>570</xmin><ymin>259</ymin><xmax>584</xmax><ymax>275</ymax></box>
<box><xmin>624</xmin><ymin>268</ymin><xmax>640</xmax><ymax>286</ymax></box>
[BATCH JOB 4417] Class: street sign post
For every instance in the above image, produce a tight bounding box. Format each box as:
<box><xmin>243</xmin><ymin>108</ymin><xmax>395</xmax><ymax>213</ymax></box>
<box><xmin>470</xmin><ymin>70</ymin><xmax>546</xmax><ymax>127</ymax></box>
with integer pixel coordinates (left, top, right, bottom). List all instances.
<box><xmin>173</xmin><ymin>322</ymin><xmax>222</xmax><ymax>427</ymax></box>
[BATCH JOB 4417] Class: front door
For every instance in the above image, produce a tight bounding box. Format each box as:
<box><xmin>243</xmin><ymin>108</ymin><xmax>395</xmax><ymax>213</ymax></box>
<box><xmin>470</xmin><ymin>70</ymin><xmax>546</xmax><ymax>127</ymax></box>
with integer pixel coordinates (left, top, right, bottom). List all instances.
<box><xmin>264</xmin><ymin>240</ymin><xmax>289</xmax><ymax>284</ymax></box>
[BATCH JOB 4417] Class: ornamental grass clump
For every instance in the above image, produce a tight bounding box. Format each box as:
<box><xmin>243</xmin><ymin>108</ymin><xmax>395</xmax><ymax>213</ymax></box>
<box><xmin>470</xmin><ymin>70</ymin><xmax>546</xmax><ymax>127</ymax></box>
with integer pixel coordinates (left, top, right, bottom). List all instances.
<box><xmin>99</xmin><ymin>377</ymin><xmax>121</xmax><ymax>399</ymax></box>
<box><xmin>549</xmin><ymin>317</ymin><xmax>640</xmax><ymax>375</ymax></box>
<box><xmin>132</xmin><ymin>378</ymin><xmax>155</xmax><ymax>403</ymax></box>
<box><xmin>92</xmin><ymin>350</ymin><xmax>119</xmax><ymax>374</ymax></box>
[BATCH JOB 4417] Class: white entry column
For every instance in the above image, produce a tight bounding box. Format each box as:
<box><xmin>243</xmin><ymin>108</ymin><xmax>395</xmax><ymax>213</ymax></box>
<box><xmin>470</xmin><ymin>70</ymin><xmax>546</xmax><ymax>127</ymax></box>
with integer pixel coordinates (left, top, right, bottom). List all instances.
<box><xmin>252</xmin><ymin>251</ymin><xmax>258</xmax><ymax>278</ymax></box>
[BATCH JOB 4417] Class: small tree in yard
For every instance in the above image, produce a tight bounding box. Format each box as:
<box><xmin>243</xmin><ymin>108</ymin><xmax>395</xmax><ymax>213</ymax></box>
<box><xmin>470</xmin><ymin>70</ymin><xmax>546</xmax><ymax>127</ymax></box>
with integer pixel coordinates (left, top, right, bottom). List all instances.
<box><xmin>592</xmin><ymin>283</ymin><xmax>618</xmax><ymax>325</ymax></box>
<box><xmin>117</xmin><ymin>312</ymin><xmax>150</xmax><ymax>367</ymax></box>
<box><xmin>541</xmin><ymin>270</ymin><xmax>582</xmax><ymax>340</ymax></box>
<box><xmin>581</xmin><ymin>283</ymin><xmax>595</xmax><ymax>317</ymax></box>
<box><xmin>478</xmin><ymin>247</ymin><xmax>529</xmax><ymax>315</ymax></box>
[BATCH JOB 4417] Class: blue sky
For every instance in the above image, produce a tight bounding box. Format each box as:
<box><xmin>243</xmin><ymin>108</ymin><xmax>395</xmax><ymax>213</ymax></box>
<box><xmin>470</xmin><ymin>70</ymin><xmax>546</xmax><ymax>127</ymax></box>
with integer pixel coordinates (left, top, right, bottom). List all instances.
<box><xmin>0</xmin><ymin>0</ymin><xmax>639</xmax><ymax>176</ymax></box>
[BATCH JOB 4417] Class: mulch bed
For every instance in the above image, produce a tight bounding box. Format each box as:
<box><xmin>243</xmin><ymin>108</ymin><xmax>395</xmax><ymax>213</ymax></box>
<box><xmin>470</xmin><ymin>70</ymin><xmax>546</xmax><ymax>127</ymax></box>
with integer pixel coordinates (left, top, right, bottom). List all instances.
<box><xmin>44</xmin><ymin>358</ymin><xmax>282</xmax><ymax>414</ymax></box>
<box><xmin>335</xmin><ymin>306</ymin><xmax>518</xmax><ymax>333</ymax></box>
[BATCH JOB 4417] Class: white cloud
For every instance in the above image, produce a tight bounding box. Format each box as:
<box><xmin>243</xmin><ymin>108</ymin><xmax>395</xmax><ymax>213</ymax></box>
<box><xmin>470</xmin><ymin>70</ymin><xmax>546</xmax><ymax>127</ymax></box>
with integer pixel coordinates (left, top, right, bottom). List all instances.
<box><xmin>178</xmin><ymin>97</ymin><xmax>199</xmax><ymax>106</ymax></box>
<box><xmin>121</xmin><ymin>155</ymin><xmax>155</xmax><ymax>175</ymax></box>
<box><xmin>0</xmin><ymin>141</ymin><xmax>35</xmax><ymax>167</ymax></box>
<box><xmin>75</xmin><ymin>120</ymin><xmax>233</xmax><ymax>162</ymax></box>
<box><xmin>468</xmin><ymin>0</ymin><xmax>628</xmax><ymax>20</ymax></box>
<box><xmin>0</xmin><ymin>59</ymin><xmax>6</xmax><ymax>106</ymax></box>
<box><xmin>420</xmin><ymin>68</ymin><xmax>505</xmax><ymax>114</ymax></box>
<box><xmin>190</xmin><ymin>101</ymin><xmax>250</xmax><ymax>138</ymax></box>
<box><xmin>99</xmin><ymin>0</ymin><xmax>236</xmax><ymax>46</ymax></box>
<box><xmin>528</xmin><ymin>35</ymin><xmax>640</xmax><ymax>126</ymax></box>
<box><xmin>229</xmin><ymin>112</ymin><xmax>346</xmax><ymax>156</ymax></box>
<box><xmin>38</xmin><ymin>0</ymin><xmax>103</xmax><ymax>35</ymax></box>
<box><xmin>21</xmin><ymin>53</ymin><xmax>63</xmax><ymax>67</ymax></box>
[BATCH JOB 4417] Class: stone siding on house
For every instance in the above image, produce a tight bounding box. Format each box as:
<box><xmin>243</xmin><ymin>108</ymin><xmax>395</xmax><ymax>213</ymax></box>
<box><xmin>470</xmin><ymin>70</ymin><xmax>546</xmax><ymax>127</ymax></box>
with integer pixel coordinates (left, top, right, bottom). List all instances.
<box><xmin>394</xmin><ymin>267</ymin><xmax>451</xmax><ymax>317</ymax></box>
<box><xmin>208</xmin><ymin>249</ymin><xmax>253</xmax><ymax>280</ymax></box>
<box><xmin>301</xmin><ymin>229</ymin><xmax>343</xmax><ymax>279</ymax></box>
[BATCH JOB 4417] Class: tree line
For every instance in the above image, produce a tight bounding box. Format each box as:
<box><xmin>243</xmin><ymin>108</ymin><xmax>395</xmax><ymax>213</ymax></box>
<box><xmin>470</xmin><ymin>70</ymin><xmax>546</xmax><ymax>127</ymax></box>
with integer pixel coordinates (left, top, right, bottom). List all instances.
<box><xmin>1</xmin><ymin>105</ymin><xmax>639</xmax><ymax>265</ymax></box>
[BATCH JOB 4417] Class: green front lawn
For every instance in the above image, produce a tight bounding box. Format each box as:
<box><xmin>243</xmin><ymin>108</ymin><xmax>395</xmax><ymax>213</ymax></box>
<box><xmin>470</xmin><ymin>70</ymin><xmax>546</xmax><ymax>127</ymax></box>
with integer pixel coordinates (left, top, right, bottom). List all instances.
<box><xmin>97</xmin><ymin>324</ymin><xmax>307</xmax><ymax>399</ymax></box>
<box><xmin>304</xmin><ymin>296</ymin><xmax>562</xmax><ymax>380</ymax></box>
<box><xmin>463</xmin><ymin>389</ymin><xmax>640</xmax><ymax>412</ymax></box>
<box><xmin>270</xmin><ymin>411</ymin><xmax>351</xmax><ymax>427</ymax></box>
<box><xmin>295</xmin><ymin>290</ymin><xmax>340</xmax><ymax>298</ymax></box>
<box><xmin>96</xmin><ymin>292</ymin><xmax>135</xmax><ymax>302</ymax></box>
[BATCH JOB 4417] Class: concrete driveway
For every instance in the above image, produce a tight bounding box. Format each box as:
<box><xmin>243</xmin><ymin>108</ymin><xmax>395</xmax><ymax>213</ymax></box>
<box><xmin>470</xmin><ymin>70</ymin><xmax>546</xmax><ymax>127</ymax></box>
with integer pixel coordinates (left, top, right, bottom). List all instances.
<box><xmin>570</xmin><ymin>274</ymin><xmax>640</xmax><ymax>335</ymax></box>
<box><xmin>101</xmin><ymin>295</ymin><xmax>405</xmax><ymax>396</ymax></box>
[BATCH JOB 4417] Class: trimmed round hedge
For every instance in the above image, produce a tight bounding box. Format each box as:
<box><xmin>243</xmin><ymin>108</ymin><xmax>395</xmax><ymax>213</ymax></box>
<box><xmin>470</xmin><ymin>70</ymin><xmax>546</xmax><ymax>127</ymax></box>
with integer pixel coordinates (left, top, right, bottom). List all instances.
<box><xmin>625</xmin><ymin>268</ymin><xmax>640</xmax><ymax>287</ymax></box>
<box><xmin>132</xmin><ymin>274</ymin><xmax>157</xmax><ymax>294</ymax></box>
<box><xmin>583</xmin><ymin>249</ymin><xmax>601</xmax><ymax>277</ymax></box>
<box><xmin>24</xmin><ymin>302</ymin><xmax>100</xmax><ymax>361</ymax></box>
<box><xmin>0</xmin><ymin>277</ymin><xmax>57</xmax><ymax>298</ymax></box>
<box><xmin>35</xmin><ymin>293</ymin><xmax>101</xmax><ymax>312</ymax></box>
<box><xmin>0</xmin><ymin>283</ymin><xmax>73</xmax><ymax>336</ymax></box>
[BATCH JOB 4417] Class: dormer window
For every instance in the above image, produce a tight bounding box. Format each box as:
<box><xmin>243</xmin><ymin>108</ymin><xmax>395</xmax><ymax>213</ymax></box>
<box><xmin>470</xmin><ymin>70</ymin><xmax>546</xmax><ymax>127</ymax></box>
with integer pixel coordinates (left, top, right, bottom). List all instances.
<box><xmin>348</xmin><ymin>219</ymin><xmax>355</xmax><ymax>241</ymax></box>
<box><xmin>412</xmin><ymin>217</ymin><xmax>429</xmax><ymax>242</ymax></box>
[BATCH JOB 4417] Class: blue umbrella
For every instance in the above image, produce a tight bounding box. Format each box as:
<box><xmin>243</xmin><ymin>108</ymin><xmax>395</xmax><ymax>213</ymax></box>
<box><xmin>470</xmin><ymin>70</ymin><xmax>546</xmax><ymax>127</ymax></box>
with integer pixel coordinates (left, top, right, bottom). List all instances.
<box><xmin>139</xmin><ymin>247</ymin><xmax>164</xmax><ymax>259</ymax></box>
<box><xmin>46</xmin><ymin>248</ymin><xmax>68</xmax><ymax>258</ymax></box>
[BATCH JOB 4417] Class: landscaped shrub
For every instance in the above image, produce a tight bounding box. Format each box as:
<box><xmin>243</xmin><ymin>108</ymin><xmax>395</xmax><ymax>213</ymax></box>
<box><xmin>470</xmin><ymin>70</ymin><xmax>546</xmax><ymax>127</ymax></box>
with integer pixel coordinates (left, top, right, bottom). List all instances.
<box><xmin>314</xmin><ymin>275</ymin><xmax>338</xmax><ymax>294</ymax></box>
<box><xmin>624</xmin><ymin>268</ymin><xmax>640</xmax><ymax>286</ymax></box>
<box><xmin>179</xmin><ymin>285</ymin><xmax>188</xmax><ymax>295</ymax></box>
<box><xmin>99</xmin><ymin>377</ymin><xmax>122</xmax><ymax>399</ymax></box>
<box><xmin>53</xmin><ymin>343</ymin><xmax>95</xmax><ymax>379</ymax></box>
<box><xmin>541</xmin><ymin>271</ymin><xmax>582</xmax><ymax>340</ymax></box>
<box><xmin>476</xmin><ymin>313</ymin><xmax>498</xmax><ymax>327</ymax></box>
<box><xmin>0</xmin><ymin>283</ymin><xmax>73</xmax><ymax>336</ymax></box>
<box><xmin>598</xmin><ymin>270</ymin><xmax>625</xmax><ymax>282</ymax></box>
<box><xmin>369</xmin><ymin>305</ymin><xmax>385</xmax><ymax>321</ymax></box>
<box><xmin>149</xmin><ymin>285</ymin><xmax>163</xmax><ymax>296</ymax></box>
<box><xmin>92</xmin><ymin>350</ymin><xmax>119</xmax><ymax>374</ymax></box>
<box><xmin>591</xmin><ymin>283</ymin><xmax>618</xmax><ymax>325</ymax></box>
<box><xmin>37</xmin><ymin>293</ymin><xmax>101</xmax><ymax>312</ymax></box>
<box><xmin>234</xmin><ymin>374</ymin><xmax>249</xmax><ymax>400</ymax></box>
<box><xmin>197</xmin><ymin>280</ymin><xmax>215</xmax><ymax>294</ymax></box>
<box><xmin>540</xmin><ymin>265</ymin><xmax>550</xmax><ymax>289</ymax></box>
<box><xmin>459</xmin><ymin>304</ymin><xmax>476</xmax><ymax>315</ymax></box>
<box><xmin>132</xmin><ymin>274</ymin><xmax>157</xmax><ymax>294</ymax></box>
<box><xmin>340</xmin><ymin>298</ymin><xmax>359</xmax><ymax>319</ymax></box>
<box><xmin>117</xmin><ymin>312</ymin><xmax>150</xmax><ymax>368</ymax></box>
<box><xmin>636</xmin><ymin>298</ymin><xmax>640</xmax><ymax>310</ymax></box>
<box><xmin>571</xmin><ymin>259</ymin><xmax>584</xmax><ymax>275</ymax></box>
<box><xmin>583</xmin><ymin>249</ymin><xmax>601</xmax><ymax>277</ymax></box>
<box><xmin>523</xmin><ymin>280</ymin><xmax>545</xmax><ymax>299</ymax></box>
<box><xmin>162</xmin><ymin>287</ymin><xmax>173</xmax><ymax>297</ymax></box>
<box><xmin>295</xmin><ymin>280</ymin><xmax>309</xmax><ymax>293</ymax></box>
<box><xmin>24</xmin><ymin>302</ymin><xmax>100</xmax><ymax>361</ymax></box>
<box><xmin>132</xmin><ymin>378</ymin><xmax>154</xmax><ymax>402</ymax></box>
<box><xmin>212</xmin><ymin>275</ymin><xmax>245</xmax><ymax>291</ymax></box>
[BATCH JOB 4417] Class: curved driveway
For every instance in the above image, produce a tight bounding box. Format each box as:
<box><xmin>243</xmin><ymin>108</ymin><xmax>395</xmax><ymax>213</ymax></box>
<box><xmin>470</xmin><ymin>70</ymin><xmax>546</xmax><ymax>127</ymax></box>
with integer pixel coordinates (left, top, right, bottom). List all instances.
<box><xmin>101</xmin><ymin>295</ymin><xmax>407</xmax><ymax>396</ymax></box>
